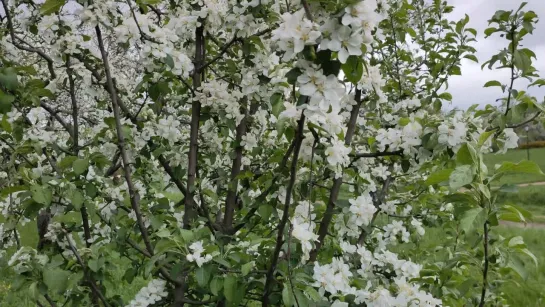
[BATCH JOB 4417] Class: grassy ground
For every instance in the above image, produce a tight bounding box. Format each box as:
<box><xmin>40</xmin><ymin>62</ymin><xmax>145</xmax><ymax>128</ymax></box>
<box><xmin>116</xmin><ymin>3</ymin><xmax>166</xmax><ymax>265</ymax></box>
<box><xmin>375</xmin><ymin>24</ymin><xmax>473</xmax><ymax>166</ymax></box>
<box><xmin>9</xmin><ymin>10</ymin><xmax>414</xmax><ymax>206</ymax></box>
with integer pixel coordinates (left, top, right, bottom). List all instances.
<box><xmin>484</xmin><ymin>148</ymin><xmax>545</xmax><ymax>185</ymax></box>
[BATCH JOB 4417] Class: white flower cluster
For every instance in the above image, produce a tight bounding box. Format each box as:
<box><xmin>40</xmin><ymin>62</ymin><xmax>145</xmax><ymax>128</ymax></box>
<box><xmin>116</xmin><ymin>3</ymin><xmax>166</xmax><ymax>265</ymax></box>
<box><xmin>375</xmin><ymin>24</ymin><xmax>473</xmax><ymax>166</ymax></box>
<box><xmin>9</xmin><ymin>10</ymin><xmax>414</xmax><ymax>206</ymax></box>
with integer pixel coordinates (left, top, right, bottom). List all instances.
<box><xmin>438</xmin><ymin>115</ymin><xmax>468</xmax><ymax>149</ymax></box>
<box><xmin>348</xmin><ymin>194</ymin><xmax>377</xmax><ymax>227</ymax></box>
<box><xmin>383</xmin><ymin>220</ymin><xmax>410</xmax><ymax>244</ymax></box>
<box><xmin>320</xmin><ymin>0</ymin><xmax>385</xmax><ymax>63</ymax></box>
<box><xmin>312</xmin><ymin>258</ymin><xmax>353</xmax><ymax>296</ymax></box>
<box><xmin>325</xmin><ymin>138</ymin><xmax>351</xmax><ymax>177</ymax></box>
<box><xmin>186</xmin><ymin>241</ymin><xmax>213</xmax><ymax>267</ymax></box>
<box><xmin>500</xmin><ymin>128</ymin><xmax>519</xmax><ymax>152</ymax></box>
<box><xmin>376</xmin><ymin>119</ymin><xmax>423</xmax><ymax>153</ymax></box>
<box><xmin>291</xmin><ymin>201</ymin><xmax>319</xmax><ymax>261</ymax></box>
<box><xmin>272</xmin><ymin>10</ymin><xmax>321</xmax><ymax>61</ymax></box>
<box><xmin>7</xmin><ymin>247</ymin><xmax>47</xmax><ymax>274</ymax></box>
<box><xmin>126</xmin><ymin>279</ymin><xmax>168</xmax><ymax>307</ymax></box>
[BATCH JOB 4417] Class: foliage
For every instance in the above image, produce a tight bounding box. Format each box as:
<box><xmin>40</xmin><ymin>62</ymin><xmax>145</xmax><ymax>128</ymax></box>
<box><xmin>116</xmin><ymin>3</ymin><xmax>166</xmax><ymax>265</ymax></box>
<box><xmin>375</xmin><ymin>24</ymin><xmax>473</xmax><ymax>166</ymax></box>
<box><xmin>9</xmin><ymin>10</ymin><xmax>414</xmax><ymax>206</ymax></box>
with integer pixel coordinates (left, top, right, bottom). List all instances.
<box><xmin>484</xmin><ymin>148</ymin><xmax>545</xmax><ymax>185</ymax></box>
<box><xmin>0</xmin><ymin>0</ymin><xmax>544</xmax><ymax>306</ymax></box>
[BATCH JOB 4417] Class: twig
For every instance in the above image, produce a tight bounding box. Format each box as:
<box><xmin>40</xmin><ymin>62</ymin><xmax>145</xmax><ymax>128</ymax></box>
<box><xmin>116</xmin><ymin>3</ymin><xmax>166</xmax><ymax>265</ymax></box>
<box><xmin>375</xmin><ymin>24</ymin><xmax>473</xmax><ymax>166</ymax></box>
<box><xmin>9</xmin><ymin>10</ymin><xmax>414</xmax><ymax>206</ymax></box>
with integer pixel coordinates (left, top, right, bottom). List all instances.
<box><xmin>504</xmin><ymin>27</ymin><xmax>517</xmax><ymax>116</ymax></box>
<box><xmin>223</xmin><ymin>98</ymin><xmax>249</xmax><ymax>230</ymax></box>
<box><xmin>262</xmin><ymin>113</ymin><xmax>306</xmax><ymax>306</ymax></box>
<box><xmin>479</xmin><ymin>221</ymin><xmax>489</xmax><ymax>307</ymax></box>
<box><xmin>94</xmin><ymin>24</ymin><xmax>154</xmax><ymax>254</ymax></box>
<box><xmin>63</xmin><ymin>230</ymin><xmax>111</xmax><ymax>307</ymax></box>
<box><xmin>301</xmin><ymin>0</ymin><xmax>314</xmax><ymax>21</ymax></box>
<box><xmin>351</xmin><ymin>149</ymin><xmax>404</xmax><ymax>160</ymax></box>
<box><xmin>66</xmin><ymin>56</ymin><xmax>79</xmax><ymax>153</ymax></box>
<box><xmin>157</xmin><ymin>154</ymin><xmax>187</xmax><ymax>195</ymax></box>
<box><xmin>40</xmin><ymin>101</ymin><xmax>74</xmax><ymax>137</ymax></box>
<box><xmin>310</xmin><ymin>89</ymin><xmax>362</xmax><ymax>261</ymax></box>
<box><xmin>183</xmin><ymin>22</ymin><xmax>206</xmax><ymax>229</ymax></box>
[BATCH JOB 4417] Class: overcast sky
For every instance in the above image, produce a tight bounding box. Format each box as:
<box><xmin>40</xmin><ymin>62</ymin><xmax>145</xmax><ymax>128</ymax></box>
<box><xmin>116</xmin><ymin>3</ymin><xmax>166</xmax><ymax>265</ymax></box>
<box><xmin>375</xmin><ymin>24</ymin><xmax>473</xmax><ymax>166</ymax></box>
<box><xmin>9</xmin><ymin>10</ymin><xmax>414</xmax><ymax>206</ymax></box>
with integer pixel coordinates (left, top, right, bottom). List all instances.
<box><xmin>446</xmin><ymin>0</ymin><xmax>545</xmax><ymax>110</ymax></box>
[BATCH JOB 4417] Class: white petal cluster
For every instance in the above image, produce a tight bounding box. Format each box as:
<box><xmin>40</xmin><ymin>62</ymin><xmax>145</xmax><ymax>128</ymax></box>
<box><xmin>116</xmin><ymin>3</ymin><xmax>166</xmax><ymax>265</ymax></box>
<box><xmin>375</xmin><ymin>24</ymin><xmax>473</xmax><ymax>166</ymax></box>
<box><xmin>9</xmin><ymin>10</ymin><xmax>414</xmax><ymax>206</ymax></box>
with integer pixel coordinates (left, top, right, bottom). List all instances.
<box><xmin>312</xmin><ymin>258</ymin><xmax>354</xmax><ymax>296</ymax></box>
<box><xmin>501</xmin><ymin>128</ymin><xmax>519</xmax><ymax>151</ymax></box>
<box><xmin>292</xmin><ymin>201</ymin><xmax>318</xmax><ymax>261</ymax></box>
<box><xmin>126</xmin><ymin>279</ymin><xmax>168</xmax><ymax>307</ymax></box>
<box><xmin>325</xmin><ymin>138</ymin><xmax>352</xmax><ymax>177</ymax></box>
<box><xmin>383</xmin><ymin>220</ymin><xmax>410</xmax><ymax>243</ymax></box>
<box><xmin>272</xmin><ymin>10</ymin><xmax>321</xmax><ymax>61</ymax></box>
<box><xmin>438</xmin><ymin>117</ymin><xmax>468</xmax><ymax>148</ymax></box>
<box><xmin>7</xmin><ymin>247</ymin><xmax>44</xmax><ymax>274</ymax></box>
<box><xmin>348</xmin><ymin>194</ymin><xmax>377</xmax><ymax>227</ymax></box>
<box><xmin>376</xmin><ymin>119</ymin><xmax>423</xmax><ymax>153</ymax></box>
<box><xmin>186</xmin><ymin>241</ymin><xmax>213</xmax><ymax>267</ymax></box>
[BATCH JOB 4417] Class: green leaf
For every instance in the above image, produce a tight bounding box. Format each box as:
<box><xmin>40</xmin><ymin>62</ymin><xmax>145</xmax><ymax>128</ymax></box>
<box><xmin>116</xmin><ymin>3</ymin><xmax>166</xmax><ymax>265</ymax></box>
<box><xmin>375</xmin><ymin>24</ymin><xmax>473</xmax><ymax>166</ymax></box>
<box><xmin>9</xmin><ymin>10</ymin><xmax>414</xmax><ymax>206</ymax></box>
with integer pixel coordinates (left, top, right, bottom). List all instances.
<box><xmin>31</xmin><ymin>185</ymin><xmax>52</xmax><ymax>206</ymax></box>
<box><xmin>68</xmin><ymin>189</ymin><xmax>84</xmax><ymax>210</ymax></box>
<box><xmin>43</xmin><ymin>268</ymin><xmax>70</xmax><ymax>293</ymax></box>
<box><xmin>484</xmin><ymin>80</ymin><xmax>502</xmax><ymax>88</ymax></box>
<box><xmin>464</xmin><ymin>54</ymin><xmax>479</xmax><ymax>63</ymax></box>
<box><xmin>305</xmin><ymin>286</ymin><xmax>321</xmax><ymax>301</ymax></box>
<box><xmin>40</xmin><ymin>0</ymin><xmax>66</xmax><ymax>15</ymax></box>
<box><xmin>258</xmin><ymin>204</ymin><xmax>273</xmax><ymax>220</ymax></box>
<box><xmin>282</xmin><ymin>286</ymin><xmax>295</xmax><ymax>306</ymax></box>
<box><xmin>196</xmin><ymin>265</ymin><xmax>212</xmax><ymax>287</ymax></box>
<box><xmin>484</xmin><ymin>27</ymin><xmax>498</xmax><ymax>37</ymax></box>
<box><xmin>449</xmin><ymin>165</ymin><xmax>474</xmax><ymax>190</ymax></box>
<box><xmin>165</xmin><ymin>54</ymin><xmax>175</xmax><ymax>68</ymax></box>
<box><xmin>0</xmin><ymin>68</ymin><xmax>19</xmax><ymax>90</ymax></box>
<box><xmin>508</xmin><ymin>254</ymin><xmax>528</xmax><ymax>280</ymax></box>
<box><xmin>478</xmin><ymin>130</ymin><xmax>495</xmax><ymax>147</ymax></box>
<box><xmin>28</xmin><ymin>282</ymin><xmax>40</xmax><ymax>300</ymax></box>
<box><xmin>425</xmin><ymin>169</ymin><xmax>453</xmax><ymax>185</ymax></box>
<box><xmin>0</xmin><ymin>92</ymin><xmax>15</xmax><ymax>114</ymax></box>
<box><xmin>210</xmin><ymin>276</ymin><xmax>223</xmax><ymax>296</ymax></box>
<box><xmin>460</xmin><ymin>207</ymin><xmax>486</xmax><ymax>234</ymax></box>
<box><xmin>286</xmin><ymin>68</ymin><xmax>302</xmax><ymax>85</ymax></box>
<box><xmin>155</xmin><ymin>228</ymin><xmax>171</xmax><ymax>238</ymax></box>
<box><xmin>519</xmin><ymin>248</ymin><xmax>538</xmax><ymax>266</ymax></box>
<box><xmin>495</xmin><ymin>160</ymin><xmax>544</xmax><ymax>175</ymax></box>
<box><xmin>271</xmin><ymin>93</ymin><xmax>284</xmax><ymax>118</ymax></box>
<box><xmin>179</xmin><ymin>229</ymin><xmax>194</xmax><ymax>242</ymax></box>
<box><xmin>241</xmin><ymin>261</ymin><xmax>253</xmax><ymax>276</ymax></box>
<box><xmin>438</xmin><ymin>92</ymin><xmax>452</xmax><ymax>101</ymax></box>
<box><xmin>73</xmin><ymin>158</ymin><xmax>89</xmax><ymax>175</ymax></box>
<box><xmin>456</xmin><ymin>143</ymin><xmax>477</xmax><ymax>166</ymax></box>
<box><xmin>224</xmin><ymin>275</ymin><xmax>242</xmax><ymax>303</ymax></box>
<box><xmin>85</xmin><ymin>183</ymin><xmax>97</xmax><ymax>198</ymax></box>
<box><xmin>342</xmin><ymin>56</ymin><xmax>364</xmax><ymax>83</ymax></box>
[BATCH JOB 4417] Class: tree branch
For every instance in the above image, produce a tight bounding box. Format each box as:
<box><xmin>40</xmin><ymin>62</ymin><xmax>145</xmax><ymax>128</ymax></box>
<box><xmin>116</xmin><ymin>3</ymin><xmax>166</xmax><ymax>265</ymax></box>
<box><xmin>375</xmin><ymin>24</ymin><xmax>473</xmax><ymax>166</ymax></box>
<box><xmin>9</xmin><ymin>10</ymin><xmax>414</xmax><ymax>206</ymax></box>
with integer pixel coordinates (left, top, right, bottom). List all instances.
<box><xmin>94</xmin><ymin>24</ymin><xmax>154</xmax><ymax>255</ymax></box>
<box><xmin>309</xmin><ymin>89</ymin><xmax>362</xmax><ymax>262</ymax></box>
<box><xmin>262</xmin><ymin>113</ymin><xmax>306</xmax><ymax>306</ymax></box>
<box><xmin>184</xmin><ymin>22</ymin><xmax>205</xmax><ymax>229</ymax></box>
<box><xmin>63</xmin><ymin>230</ymin><xmax>110</xmax><ymax>307</ymax></box>
<box><xmin>223</xmin><ymin>98</ymin><xmax>248</xmax><ymax>230</ymax></box>
<box><xmin>479</xmin><ymin>221</ymin><xmax>489</xmax><ymax>307</ymax></box>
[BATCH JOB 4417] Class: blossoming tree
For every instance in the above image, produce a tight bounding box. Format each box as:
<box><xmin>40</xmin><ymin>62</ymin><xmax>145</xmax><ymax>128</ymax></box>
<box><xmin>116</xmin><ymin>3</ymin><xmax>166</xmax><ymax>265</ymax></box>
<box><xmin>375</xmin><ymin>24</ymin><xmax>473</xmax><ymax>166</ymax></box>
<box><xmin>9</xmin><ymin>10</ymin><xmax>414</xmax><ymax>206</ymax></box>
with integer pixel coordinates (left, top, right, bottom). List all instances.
<box><xmin>0</xmin><ymin>0</ymin><xmax>544</xmax><ymax>306</ymax></box>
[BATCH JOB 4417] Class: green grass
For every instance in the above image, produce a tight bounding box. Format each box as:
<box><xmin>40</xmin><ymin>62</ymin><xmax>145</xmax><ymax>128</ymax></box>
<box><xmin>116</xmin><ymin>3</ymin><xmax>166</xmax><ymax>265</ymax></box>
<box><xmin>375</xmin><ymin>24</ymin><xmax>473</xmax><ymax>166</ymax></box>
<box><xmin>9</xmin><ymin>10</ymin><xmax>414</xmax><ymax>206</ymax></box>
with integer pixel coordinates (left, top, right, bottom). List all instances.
<box><xmin>484</xmin><ymin>148</ymin><xmax>545</xmax><ymax>185</ymax></box>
